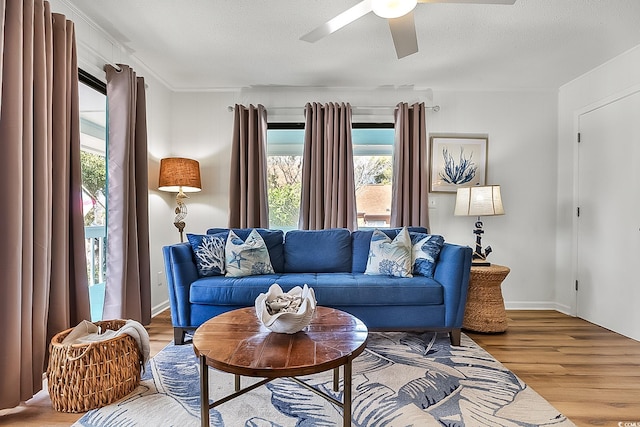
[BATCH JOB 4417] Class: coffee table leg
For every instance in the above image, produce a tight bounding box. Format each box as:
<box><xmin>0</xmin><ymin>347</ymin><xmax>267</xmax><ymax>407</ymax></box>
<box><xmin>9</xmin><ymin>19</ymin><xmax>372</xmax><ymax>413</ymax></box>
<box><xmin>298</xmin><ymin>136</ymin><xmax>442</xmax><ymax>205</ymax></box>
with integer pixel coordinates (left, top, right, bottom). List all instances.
<box><xmin>343</xmin><ymin>360</ymin><xmax>352</xmax><ymax>427</ymax></box>
<box><xmin>199</xmin><ymin>355</ymin><xmax>209</xmax><ymax>427</ymax></box>
<box><xmin>333</xmin><ymin>367</ymin><xmax>339</xmax><ymax>392</ymax></box>
<box><xmin>235</xmin><ymin>374</ymin><xmax>241</xmax><ymax>392</ymax></box>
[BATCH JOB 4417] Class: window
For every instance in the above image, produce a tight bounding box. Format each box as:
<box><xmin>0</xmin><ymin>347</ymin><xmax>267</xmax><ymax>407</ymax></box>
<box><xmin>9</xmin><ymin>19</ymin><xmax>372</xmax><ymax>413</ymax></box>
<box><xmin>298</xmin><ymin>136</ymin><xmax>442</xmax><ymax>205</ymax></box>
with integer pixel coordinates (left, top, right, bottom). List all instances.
<box><xmin>352</xmin><ymin>125</ymin><xmax>394</xmax><ymax>228</ymax></box>
<box><xmin>266</xmin><ymin>123</ymin><xmax>394</xmax><ymax>230</ymax></box>
<box><xmin>79</xmin><ymin>70</ymin><xmax>107</xmax><ymax>321</ymax></box>
<box><xmin>266</xmin><ymin>124</ymin><xmax>303</xmax><ymax>230</ymax></box>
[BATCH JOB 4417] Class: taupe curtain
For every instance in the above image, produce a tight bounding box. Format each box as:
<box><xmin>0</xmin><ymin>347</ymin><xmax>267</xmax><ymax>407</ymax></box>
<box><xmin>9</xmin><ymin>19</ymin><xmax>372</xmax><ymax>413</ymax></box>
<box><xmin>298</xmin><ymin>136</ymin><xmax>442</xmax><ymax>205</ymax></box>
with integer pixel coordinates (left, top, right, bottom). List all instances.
<box><xmin>390</xmin><ymin>102</ymin><xmax>430</xmax><ymax>229</ymax></box>
<box><xmin>0</xmin><ymin>1</ymin><xmax>90</xmax><ymax>409</ymax></box>
<box><xmin>299</xmin><ymin>102</ymin><xmax>357</xmax><ymax>231</ymax></box>
<box><xmin>103</xmin><ymin>64</ymin><xmax>151</xmax><ymax>325</ymax></box>
<box><xmin>228</xmin><ymin>104</ymin><xmax>269</xmax><ymax>228</ymax></box>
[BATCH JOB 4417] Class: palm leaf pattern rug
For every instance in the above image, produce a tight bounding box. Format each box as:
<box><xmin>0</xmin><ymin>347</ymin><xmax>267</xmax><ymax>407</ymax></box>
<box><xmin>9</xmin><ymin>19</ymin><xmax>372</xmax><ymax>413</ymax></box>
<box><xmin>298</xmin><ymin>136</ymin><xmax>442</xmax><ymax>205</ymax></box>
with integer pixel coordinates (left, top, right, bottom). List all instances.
<box><xmin>74</xmin><ymin>332</ymin><xmax>575</xmax><ymax>427</ymax></box>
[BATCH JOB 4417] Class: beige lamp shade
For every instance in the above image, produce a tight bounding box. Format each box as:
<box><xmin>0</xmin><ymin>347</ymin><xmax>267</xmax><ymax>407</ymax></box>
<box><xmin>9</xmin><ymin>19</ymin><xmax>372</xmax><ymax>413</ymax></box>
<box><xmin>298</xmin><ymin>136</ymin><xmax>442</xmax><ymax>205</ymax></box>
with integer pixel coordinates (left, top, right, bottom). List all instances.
<box><xmin>158</xmin><ymin>157</ymin><xmax>202</xmax><ymax>192</ymax></box>
<box><xmin>454</xmin><ymin>185</ymin><xmax>504</xmax><ymax>217</ymax></box>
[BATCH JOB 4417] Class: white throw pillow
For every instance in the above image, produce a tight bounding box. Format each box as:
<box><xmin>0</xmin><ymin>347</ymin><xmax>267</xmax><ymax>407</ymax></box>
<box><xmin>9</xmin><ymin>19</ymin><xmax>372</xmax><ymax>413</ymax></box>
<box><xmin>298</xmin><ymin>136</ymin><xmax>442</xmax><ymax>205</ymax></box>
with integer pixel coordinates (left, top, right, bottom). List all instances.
<box><xmin>364</xmin><ymin>227</ymin><xmax>413</xmax><ymax>278</ymax></box>
<box><xmin>225</xmin><ymin>229</ymin><xmax>275</xmax><ymax>277</ymax></box>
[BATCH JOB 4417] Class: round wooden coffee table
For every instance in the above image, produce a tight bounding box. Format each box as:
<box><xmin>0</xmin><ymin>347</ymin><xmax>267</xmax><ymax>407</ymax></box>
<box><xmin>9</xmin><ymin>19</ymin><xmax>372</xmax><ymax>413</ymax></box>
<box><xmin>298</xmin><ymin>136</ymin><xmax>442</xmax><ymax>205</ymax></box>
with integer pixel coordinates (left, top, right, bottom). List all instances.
<box><xmin>193</xmin><ymin>306</ymin><xmax>368</xmax><ymax>427</ymax></box>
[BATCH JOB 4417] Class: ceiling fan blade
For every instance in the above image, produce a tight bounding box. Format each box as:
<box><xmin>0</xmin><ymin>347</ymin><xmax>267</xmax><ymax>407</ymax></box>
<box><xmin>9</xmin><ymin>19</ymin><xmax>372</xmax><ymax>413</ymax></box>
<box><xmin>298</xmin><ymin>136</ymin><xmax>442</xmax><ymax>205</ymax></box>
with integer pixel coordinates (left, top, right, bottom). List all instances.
<box><xmin>300</xmin><ymin>0</ymin><xmax>374</xmax><ymax>43</ymax></box>
<box><xmin>388</xmin><ymin>11</ymin><xmax>418</xmax><ymax>59</ymax></box>
<box><xmin>417</xmin><ymin>0</ymin><xmax>516</xmax><ymax>4</ymax></box>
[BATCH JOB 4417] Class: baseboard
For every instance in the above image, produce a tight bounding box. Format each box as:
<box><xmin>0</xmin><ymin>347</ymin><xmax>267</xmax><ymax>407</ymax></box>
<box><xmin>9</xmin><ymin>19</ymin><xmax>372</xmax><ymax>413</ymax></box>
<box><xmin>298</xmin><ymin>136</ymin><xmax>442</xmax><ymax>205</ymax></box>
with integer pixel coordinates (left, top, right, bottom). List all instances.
<box><xmin>552</xmin><ymin>303</ymin><xmax>575</xmax><ymax>316</ymax></box>
<box><xmin>504</xmin><ymin>301</ymin><xmax>576</xmax><ymax>316</ymax></box>
<box><xmin>505</xmin><ymin>301</ymin><xmax>559</xmax><ymax>310</ymax></box>
<box><xmin>152</xmin><ymin>300</ymin><xmax>170</xmax><ymax>317</ymax></box>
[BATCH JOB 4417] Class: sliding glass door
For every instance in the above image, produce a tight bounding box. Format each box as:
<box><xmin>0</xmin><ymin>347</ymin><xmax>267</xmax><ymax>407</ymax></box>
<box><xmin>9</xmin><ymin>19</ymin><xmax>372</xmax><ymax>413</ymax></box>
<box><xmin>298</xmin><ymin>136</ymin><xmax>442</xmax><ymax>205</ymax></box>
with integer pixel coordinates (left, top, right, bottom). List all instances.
<box><xmin>79</xmin><ymin>73</ymin><xmax>107</xmax><ymax>321</ymax></box>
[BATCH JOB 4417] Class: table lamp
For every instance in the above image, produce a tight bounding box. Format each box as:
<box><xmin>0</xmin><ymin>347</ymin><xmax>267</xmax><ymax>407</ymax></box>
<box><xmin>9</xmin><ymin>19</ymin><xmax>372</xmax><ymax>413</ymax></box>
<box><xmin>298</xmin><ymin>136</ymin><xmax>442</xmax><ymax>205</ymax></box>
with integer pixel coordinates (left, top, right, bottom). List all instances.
<box><xmin>158</xmin><ymin>157</ymin><xmax>202</xmax><ymax>242</ymax></box>
<box><xmin>454</xmin><ymin>185</ymin><xmax>504</xmax><ymax>266</ymax></box>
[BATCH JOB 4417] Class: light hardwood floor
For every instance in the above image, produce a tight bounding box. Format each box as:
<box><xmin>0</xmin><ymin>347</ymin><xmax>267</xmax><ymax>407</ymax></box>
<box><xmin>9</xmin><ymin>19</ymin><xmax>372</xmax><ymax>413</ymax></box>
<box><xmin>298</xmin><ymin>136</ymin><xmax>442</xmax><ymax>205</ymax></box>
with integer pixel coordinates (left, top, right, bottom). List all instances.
<box><xmin>1</xmin><ymin>310</ymin><xmax>639</xmax><ymax>426</ymax></box>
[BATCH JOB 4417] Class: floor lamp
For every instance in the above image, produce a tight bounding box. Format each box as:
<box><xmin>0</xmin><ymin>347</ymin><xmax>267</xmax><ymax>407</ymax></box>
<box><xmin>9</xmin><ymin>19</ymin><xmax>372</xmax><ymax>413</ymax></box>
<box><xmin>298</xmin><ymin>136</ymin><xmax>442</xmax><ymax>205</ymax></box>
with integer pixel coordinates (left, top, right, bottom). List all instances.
<box><xmin>158</xmin><ymin>157</ymin><xmax>202</xmax><ymax>242</ymax></box>
<box><xmin>454</xmin><ymin>185</ymin><xmax>504</xmax><ymax>266</ymax></box>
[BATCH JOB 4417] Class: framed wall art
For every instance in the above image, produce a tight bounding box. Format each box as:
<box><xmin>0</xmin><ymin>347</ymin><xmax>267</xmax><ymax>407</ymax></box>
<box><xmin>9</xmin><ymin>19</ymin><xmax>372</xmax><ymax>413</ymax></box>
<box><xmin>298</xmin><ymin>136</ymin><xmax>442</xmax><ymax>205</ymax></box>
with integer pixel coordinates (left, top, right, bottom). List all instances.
<box><xmin>429</xmin><ymin>135</ymin><xmax>487</xmax><ymax>193</ymax></box>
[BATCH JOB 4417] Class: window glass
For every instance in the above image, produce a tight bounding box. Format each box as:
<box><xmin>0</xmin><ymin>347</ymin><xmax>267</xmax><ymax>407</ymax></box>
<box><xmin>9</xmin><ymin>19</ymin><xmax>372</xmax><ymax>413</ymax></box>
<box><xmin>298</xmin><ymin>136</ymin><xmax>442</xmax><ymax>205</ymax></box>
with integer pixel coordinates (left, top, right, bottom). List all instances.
<box><xmin>79</xmin><ymin>76</ymin><xmax>107</xmax><ymax>321</ymax></box>
<box><xmin>266</xmin><ymin>124</ymin><xmax>394</xmax><ymax>230</ymax></box>
<box><xmin>352</xmin><ymin>128</ymin><xmax>393</xmax><ymax>228</ymax></box>
<box><xmin>267</xmin><ymin>127</ymin><xmax>303</xmax><ymax>230</ymax></box>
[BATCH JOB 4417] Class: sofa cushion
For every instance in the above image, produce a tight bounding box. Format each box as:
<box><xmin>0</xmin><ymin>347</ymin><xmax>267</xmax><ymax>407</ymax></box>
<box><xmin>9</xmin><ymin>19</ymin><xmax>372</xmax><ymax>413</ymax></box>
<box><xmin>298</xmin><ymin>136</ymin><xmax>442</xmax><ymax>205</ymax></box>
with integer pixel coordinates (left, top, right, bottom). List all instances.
<box><xmin>364</xmin><ymin>228</ymin><xmax>413</xmax><ymax>277</ymax></box>
<box><xmin>284</xmin><ymin>228</ymin><xmax>352</xmax><ymax>273</ymax></box>
<box><xmin>189</xmin><ymin>272</ymin><xmax>443</xmax><ymax>307</ymax></box>
<box><xmin>351</xmin><ymin>226</ymin><xmax>428</xmax><ymax>273</ymax></box>
<box><xmin>207</xmin><ymin>228</ymin><xmax>285</xmax><ymax>272</ymax></box>
<box><xmin>225</xmin><ymin>229</ymin><xmax>275</xmax><ymax>277</ymax></box>
<box><xmin>190</xmin><ymin>274</ymin><xmax>281</xmax><ymax>306</ymax></box>
<box><xmin>186</xmin><ymin>233</ymin><xmax>226</xmax><ymax>277</ymax></box>
<box><xmin>411</xmin><ymin>233</ymin><xmax>445</xmax><ymax>278</ymax></box>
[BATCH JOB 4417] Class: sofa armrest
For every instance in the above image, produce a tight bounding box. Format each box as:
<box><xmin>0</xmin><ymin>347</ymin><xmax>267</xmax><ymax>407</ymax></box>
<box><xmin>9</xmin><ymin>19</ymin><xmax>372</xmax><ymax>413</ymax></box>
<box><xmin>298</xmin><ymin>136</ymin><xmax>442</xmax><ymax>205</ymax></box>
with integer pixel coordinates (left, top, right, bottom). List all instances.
<box><xmin>434</xmin><ymin>243</ymin><xmax>472</xmax><ymax>328</ymax></box>
<box><xmin>162</xmin><ymin>243</ymin><xmax>199</xmax><ymax>328</ymax></box>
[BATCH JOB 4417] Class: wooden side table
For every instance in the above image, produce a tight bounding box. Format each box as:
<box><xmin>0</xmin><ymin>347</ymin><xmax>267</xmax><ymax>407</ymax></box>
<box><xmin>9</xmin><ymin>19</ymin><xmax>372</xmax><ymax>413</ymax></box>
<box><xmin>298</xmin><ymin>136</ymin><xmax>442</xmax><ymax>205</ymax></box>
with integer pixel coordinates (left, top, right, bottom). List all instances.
<box><xmin>463</xmin><ymin>264</ymin><xmax>510</xmax><ymax>333</ymax></box>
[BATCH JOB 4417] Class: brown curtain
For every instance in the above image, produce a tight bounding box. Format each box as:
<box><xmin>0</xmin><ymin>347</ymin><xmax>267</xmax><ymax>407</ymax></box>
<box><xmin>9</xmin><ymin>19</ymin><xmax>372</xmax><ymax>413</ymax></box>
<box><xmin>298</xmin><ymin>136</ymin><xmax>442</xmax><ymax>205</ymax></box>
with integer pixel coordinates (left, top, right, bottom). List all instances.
<box><xmin>0</xmin><ymin>1</ymin><xmax>90</xmax><ymax>409</ymax></box>
<box><xmin>390</xmin><ymin>102</ymin><xmax>430</xmax><ymax>229</ymax></box>
<box><xmin>299</xmin><ymin>102</ymin><xmax>357</xmax><ymax>231</ymax></box>
<box><xmin>228</xmin><ymin>104</ymin><xmax>269</xmax><ymax>228</ymax></box>
<box><xmin>103</xmin><ymin>64</ymin><xmax>151</xmax><ymax>325</ymax></box>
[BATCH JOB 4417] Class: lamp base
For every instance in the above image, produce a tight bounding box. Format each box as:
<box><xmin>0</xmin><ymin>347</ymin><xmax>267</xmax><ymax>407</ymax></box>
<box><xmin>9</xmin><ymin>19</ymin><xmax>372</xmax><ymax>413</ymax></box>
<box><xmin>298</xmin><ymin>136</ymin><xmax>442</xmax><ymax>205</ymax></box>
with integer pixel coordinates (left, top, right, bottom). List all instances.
<box><xmin>174</xmin><ymin>220</ymin><xmax>185</xmax><ymax>243</ymax></box>
<box><xmin>471</xmin><ymin>217</ymin><xmax>493</xmax><ymax>267</ymax></box>
<box><xmin>472</xmin><ymin>260</ymin><xmax>491</xmax><ymax>267</ymax></box>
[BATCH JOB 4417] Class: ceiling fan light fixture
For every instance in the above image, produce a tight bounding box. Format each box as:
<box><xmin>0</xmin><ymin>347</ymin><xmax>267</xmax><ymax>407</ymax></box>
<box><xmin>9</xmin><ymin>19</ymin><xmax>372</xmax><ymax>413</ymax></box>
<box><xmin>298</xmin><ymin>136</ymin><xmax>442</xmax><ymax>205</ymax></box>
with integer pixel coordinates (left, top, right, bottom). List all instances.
<box><xmin>372</xmin><ymin>0</ymin><xmax>418</xmax><ymax>19</ymax></box>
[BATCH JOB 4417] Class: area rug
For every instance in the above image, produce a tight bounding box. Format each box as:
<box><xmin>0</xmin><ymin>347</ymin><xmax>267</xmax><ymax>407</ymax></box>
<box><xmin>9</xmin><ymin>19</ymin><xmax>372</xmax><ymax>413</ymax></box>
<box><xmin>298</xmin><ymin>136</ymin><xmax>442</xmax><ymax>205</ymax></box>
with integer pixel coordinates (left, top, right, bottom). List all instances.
<box><xmin>73</xmin><ymin>332</ymin><xmax>574</xmax><ymax>427</ymax></box>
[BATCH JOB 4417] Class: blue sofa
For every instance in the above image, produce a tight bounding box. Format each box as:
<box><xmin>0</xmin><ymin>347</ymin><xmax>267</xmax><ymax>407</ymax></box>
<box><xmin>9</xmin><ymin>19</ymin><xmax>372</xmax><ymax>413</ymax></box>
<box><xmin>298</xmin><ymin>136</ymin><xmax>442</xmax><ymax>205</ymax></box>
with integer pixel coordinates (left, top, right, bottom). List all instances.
<box><xmin>162</xmin><ymin>227</ymin><xmax>472</xmax><ymax>346</ymax></box>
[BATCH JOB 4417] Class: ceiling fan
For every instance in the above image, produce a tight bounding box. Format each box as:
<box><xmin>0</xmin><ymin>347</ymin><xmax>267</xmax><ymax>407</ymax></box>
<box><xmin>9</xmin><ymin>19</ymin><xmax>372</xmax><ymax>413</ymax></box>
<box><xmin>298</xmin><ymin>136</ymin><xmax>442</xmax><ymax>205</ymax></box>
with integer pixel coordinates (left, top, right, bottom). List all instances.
<box><xmin>300</xmin><ymin>0</ymin><xmax>517</xmax><ymax>59</ymax></box>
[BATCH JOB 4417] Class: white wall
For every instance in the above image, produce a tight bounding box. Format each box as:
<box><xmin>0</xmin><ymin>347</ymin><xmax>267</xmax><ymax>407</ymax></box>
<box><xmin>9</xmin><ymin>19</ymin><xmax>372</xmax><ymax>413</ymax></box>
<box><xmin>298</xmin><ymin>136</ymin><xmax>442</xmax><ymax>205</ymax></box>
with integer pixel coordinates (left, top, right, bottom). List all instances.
<box><xmin>429</xmin><ymin>90</ymin><xmax>558</xmax><ymax>309</ymax></box>
<box><xmin>168</xmin><ymin>91</ymin><xmax>238</xmax><ymax>235</ymax></box>
<box><xmin>172</xmin><ymin>88</ymin><xmax>559</xmax><ymax>309</ymax></box>
<box><xmin>556</xmin><ymin>44</ymin><xmax>640</xmax><ymax>314</ymax></box>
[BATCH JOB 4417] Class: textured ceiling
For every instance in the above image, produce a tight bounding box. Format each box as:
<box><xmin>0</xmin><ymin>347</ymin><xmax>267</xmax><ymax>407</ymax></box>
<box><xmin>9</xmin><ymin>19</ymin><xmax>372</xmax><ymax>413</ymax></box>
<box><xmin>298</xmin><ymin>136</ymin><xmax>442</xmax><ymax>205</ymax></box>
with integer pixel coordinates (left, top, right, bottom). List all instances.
<box><xmin>67</xmin><ymin>0</ymin><xmax>640</xmax><ymax>91</ymax></box>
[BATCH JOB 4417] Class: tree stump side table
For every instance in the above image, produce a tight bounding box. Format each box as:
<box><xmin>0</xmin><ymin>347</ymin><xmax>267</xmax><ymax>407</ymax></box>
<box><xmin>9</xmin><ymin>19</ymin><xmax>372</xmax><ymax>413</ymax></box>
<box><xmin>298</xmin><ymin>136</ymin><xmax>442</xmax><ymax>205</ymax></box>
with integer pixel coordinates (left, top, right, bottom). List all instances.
<box><xmin>463</xmin><ymin>264</ymin><xmax>510</xmax><ymax>333</ymax></box>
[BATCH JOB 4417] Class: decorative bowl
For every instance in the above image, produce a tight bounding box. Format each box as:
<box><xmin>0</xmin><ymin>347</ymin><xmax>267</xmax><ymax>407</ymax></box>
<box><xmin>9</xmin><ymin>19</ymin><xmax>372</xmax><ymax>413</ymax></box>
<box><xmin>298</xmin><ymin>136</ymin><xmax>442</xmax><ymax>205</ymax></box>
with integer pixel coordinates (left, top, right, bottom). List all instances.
<box><xmin>255</xmin><ymin>283</ymin><xmax>316</xmax><ymax>334</ymax></box>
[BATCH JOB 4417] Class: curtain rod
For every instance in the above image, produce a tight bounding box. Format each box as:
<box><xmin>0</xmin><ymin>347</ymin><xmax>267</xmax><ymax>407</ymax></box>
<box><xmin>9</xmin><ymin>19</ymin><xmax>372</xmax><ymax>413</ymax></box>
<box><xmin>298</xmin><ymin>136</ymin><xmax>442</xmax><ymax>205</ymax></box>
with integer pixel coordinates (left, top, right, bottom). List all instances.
<box><xmin>102</xmin><ymin>63</ymin><xmax>150</xmax><ymax>89</ymax></box>
<box><xmin>226</xmin><ymin>105</ymin><xmax>440</xmax><ymax>112</ymax></box>
<box><xmin>103</xmin><ymin>63</ymin><xmax>123</xmax><ymax>72</ymax></box>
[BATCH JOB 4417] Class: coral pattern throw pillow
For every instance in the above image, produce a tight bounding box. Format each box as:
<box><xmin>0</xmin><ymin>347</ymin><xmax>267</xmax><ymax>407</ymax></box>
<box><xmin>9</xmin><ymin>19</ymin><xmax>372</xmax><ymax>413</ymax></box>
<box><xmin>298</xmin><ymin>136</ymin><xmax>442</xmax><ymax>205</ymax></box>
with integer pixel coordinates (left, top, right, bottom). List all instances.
<box><xmin>410</xmin><ymin>233</ymin><xmax>445</xmax><ymax>278</ymax></box>
<box><xmin>225</xmin><ymin>229</ymin><xmax>275</xmax><ymax>277</ymax></box>
<box><xmin>187</xmin><ymin>233</ymin><xmax>226</xmax><ymax>277</ymax></box>
<box><xmin>364</xmin><ymin>227</ymin><xmax>413</xmax><ymax>278</ymax></box>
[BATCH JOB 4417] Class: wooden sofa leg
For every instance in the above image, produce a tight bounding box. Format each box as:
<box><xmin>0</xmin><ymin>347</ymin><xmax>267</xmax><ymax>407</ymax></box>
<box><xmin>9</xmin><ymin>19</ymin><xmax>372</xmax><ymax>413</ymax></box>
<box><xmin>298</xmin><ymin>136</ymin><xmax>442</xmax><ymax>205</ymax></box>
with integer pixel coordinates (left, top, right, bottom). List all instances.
<box><xmin>174</xmin><ymin>327</ymin><xmax>186</xmax><ymax>345</ymax></box>
<box><xmin>449</xmin><ymin>328</ymin><xmax>461</xmax><ymax>346</ymax></box>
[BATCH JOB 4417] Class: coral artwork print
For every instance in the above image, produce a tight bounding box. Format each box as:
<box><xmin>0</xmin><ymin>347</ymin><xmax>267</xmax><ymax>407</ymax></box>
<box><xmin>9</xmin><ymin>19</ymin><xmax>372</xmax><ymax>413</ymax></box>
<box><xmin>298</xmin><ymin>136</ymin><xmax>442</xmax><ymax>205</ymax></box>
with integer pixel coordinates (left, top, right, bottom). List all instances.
<box><xmin>439</xmin><ymin>147</ymin><xmax>477</xmax><ymax>185</ymax></box>
<box><xmin>430</xmin><ymin>136</ymin><xmax>487</xmax><ymax>192</ymax></box>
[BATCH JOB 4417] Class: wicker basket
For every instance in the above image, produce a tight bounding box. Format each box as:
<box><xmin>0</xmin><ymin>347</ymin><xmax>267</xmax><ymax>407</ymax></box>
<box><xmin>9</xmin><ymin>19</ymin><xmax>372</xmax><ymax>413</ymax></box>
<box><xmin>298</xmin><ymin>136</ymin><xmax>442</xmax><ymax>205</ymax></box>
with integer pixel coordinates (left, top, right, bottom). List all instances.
<box><xmin>47</xmin><ymin>319</ymin><xmax>142</xmax><ymax>413</ymax></box>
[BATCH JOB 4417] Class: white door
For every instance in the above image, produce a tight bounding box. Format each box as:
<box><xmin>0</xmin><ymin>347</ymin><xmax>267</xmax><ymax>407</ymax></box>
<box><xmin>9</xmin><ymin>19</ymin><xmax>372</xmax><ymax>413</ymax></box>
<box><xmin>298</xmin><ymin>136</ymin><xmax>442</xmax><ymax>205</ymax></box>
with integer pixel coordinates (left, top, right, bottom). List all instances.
<box><xmin>577</xmin><ymin>90</ymin><xmax>640</xmax><ymax>341</ymax></box>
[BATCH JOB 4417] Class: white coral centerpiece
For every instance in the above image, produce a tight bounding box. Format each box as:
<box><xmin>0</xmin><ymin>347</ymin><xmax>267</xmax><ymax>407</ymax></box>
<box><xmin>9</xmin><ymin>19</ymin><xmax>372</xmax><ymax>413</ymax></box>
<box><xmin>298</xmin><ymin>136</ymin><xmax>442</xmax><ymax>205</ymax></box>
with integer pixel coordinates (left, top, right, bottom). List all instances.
<box><xmin>255</xmin><ymin>284</ymin><xmax>316</xmax><ymax>334</ymax></box>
